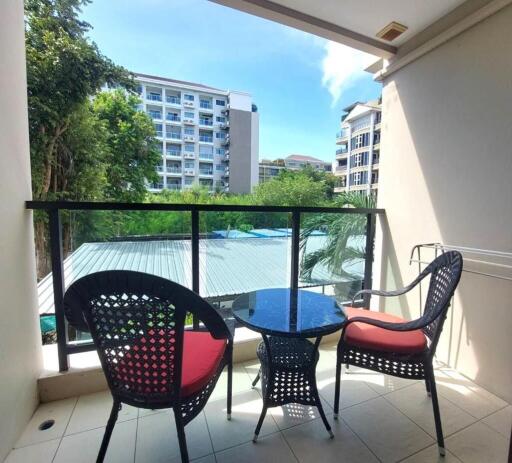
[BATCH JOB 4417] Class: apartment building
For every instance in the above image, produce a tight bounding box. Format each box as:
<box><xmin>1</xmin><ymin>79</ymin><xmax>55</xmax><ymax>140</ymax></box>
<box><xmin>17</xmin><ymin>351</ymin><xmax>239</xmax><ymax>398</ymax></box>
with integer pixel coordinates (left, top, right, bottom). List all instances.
<box><xmin>259</xmin><ymin>154</ymin><xmax>331</xmax><ymax>183</ymax></box>
<box><xmin>136</xmin><ymin>73</ymin><xmax>259</xmax><ymax>194</ymax></box>
<box><xmin>334</xmin><ymin>99</ymin><xmax>381</xmax><ymax>195</ymax></box>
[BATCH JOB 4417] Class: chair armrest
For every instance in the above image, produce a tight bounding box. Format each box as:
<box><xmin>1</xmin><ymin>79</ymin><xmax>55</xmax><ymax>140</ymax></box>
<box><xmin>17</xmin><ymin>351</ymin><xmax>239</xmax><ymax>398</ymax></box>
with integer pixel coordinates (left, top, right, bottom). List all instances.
<box><xmin>351</xmin><ymin>271</ymin><xmax>429</xmax><ymax>306</ymax></box>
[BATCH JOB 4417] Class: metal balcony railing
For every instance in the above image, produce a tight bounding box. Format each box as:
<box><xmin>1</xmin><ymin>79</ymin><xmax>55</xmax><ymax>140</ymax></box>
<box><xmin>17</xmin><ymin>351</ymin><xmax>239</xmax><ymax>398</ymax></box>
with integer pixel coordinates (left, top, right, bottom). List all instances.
<box><xmin>166</xmin><ymin>96</ymin><xmax>181</xmax><ymax>105</ymax></box>
<box><xmin>26</xmin><ymin>201</ymin><xmax>383</xmax><ymax>371</ymax></box>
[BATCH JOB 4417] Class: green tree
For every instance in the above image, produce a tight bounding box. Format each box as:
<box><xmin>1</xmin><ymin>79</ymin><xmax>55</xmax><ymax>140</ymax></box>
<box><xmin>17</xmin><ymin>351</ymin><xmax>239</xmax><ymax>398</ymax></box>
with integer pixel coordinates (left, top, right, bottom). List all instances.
<box><xmin>299</xmin><ymin>192</ymin><xmax>376</xmax><ymax>282</ymax></box>
<box><xmin>93</xmin><ymin>90</ymin><xmax>160</xmax><ymax>202</ymax></box>
<box><xmin>254</xmin><ymin>172</ymin><xmax>328</xmax><ymax>206</ymax></box>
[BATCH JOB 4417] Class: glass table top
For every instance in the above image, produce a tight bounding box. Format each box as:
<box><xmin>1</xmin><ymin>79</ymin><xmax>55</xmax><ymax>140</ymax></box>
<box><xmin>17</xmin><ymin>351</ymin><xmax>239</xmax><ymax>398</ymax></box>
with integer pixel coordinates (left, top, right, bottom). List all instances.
<box><xmin>232</xmin><ymin>288</ymin><xmax>347</xmax><ymax>337</ymax></box>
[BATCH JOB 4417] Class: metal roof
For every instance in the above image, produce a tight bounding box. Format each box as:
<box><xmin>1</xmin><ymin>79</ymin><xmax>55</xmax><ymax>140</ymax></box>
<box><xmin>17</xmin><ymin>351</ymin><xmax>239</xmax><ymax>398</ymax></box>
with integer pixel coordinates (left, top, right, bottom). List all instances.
<box><xmin>37</xmin><ymin>236</ymin><xmax>364</xmax><ymax>315</ymax></box>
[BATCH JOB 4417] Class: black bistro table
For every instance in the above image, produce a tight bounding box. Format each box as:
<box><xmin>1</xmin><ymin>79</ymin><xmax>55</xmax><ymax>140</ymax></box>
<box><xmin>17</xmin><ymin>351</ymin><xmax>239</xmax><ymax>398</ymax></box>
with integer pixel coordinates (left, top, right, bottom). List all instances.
<box><xmin>232</xmin><ymin>288</ymin><xmax>347</xmax><ymax>441</ymax></box>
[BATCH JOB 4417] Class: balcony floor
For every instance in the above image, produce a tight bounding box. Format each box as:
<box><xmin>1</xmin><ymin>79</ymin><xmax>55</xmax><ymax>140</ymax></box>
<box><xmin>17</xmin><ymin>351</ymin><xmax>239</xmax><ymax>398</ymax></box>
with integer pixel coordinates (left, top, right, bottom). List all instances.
<box><xmin>6</xmin><ymin>343</ymin><xmax>511</xmax><ymax>463</ymax></box>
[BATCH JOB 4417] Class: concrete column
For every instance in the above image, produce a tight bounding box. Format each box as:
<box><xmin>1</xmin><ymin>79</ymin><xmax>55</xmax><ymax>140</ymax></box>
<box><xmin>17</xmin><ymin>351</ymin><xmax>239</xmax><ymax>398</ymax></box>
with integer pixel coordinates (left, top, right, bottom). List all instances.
<box><xmin>0</xmin><ymin>0</ymin><xmax>42</xmax><ymax>459</ymax></box>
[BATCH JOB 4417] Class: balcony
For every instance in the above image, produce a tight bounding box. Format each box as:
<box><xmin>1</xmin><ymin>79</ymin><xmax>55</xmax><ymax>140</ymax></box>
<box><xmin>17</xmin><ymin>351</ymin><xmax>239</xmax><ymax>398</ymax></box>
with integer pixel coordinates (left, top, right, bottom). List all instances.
<box><xmin>166</xmin><ymin>183</ymin><xmax>182</xmax><ymax>191</ymax></box>
<box><xmin>336</xmin><ymin>147</ymin><xmax>348</xmax><ymax>157</ymax></box>
<box><xmin>199</xmin><ymin>153</ymin><xmax>214</xmax><ymax>161</ymax></box>
<box><xmin>335</xmin><ymin>165</ymin><xmax>347</xmax><ymax>173</ymax></box>
<box><xmin>199</xmin><ymin>169</ymin><xmax>213</xmax><ymax>176</ymax></box>
<box><xmin>4</xmin><ymin>2</ymin><xmax>512</xmax><ymax>463</ymax></box>
<box><xmin>146</xmin><ymin>93</ymin><xmax>162</xmax><ymax>102</ymax></box>
<box><xmin>336</xmin><ymin>129</ymin><xmax>349</xmax><ymax>144</ymax></box>
<box><xmin>166</xmin><ymin>95</ymin><xmax>181</xmax><ymax>106</ymax></box>
<box><xmin>166</xmin><ymin>132</ymin><xmax>181</xmax><ymax>141</ymax></box>
<box><xmin>165</xmin><ymin>150</ymin><xmax>182</xmax><ymax>159</ymax></box>
<box><xmin>166</xmin><ymin>167</ymin><xmax>182</xmax><ymax>175</ymax></box>
<box><xmin>200</xmin><ymin>101</ymin><xmax>213</xmax><ymax>111</ymax></box>
<box><xmin>199</xmin><ymin>118</ymin><xmax>213</xmax><ymax>127</ymax></box>
<box><xmin>166</xmin><ymin>114</ymin><xmax>181</xmax><ymax>123</ymax></box>
<box><xmin>199</xmin><ymin>135</ymin><xmax>213</xmax><ymax>143</ymax></box>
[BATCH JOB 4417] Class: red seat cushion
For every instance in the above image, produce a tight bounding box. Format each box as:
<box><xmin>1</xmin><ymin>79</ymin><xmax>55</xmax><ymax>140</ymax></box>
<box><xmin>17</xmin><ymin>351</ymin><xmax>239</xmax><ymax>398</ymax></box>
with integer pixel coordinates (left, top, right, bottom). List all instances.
<box><xmin>344</xmin><ymin>307</ymin><xmax>427</xmax><ymax>354</ymax></box>
<box><xmin>181</xmin><ymin>331</ymin><xmax>226</xmax><ymax>397</ymax></box>
<box><xmin>112</xmin><ymin>330</ymin><xmax>226</xmax><ymax>397</ymax></box>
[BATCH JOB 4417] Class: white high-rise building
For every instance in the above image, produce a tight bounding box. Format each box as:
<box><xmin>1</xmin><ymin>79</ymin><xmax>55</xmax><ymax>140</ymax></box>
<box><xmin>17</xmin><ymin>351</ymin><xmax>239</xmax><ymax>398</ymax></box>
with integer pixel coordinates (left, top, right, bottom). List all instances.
<box><xmin>334</xmin><ymin>99</ymin><xmax>381</xmax><ymax>196</ymax></box>
<box><xmin>135</xmin><ymin>73</ymin><xmax>259</xmax><ymax>194</ymax></box>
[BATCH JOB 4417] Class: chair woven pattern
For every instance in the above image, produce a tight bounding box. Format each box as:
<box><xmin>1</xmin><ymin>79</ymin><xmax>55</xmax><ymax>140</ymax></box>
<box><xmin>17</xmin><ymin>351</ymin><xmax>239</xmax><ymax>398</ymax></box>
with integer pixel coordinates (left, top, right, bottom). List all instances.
<box><xmin>339</xmin><ymin>345</ymin><xmax>426</xmax><ymax>379</ymax></box>
<box><xmin>257</xmin><ymin>337</ymin><xmax>319</xmax><ymax>406</ymax></box>
<box><xmin>89</xmin><ymin>292</ymin><xmax>179</xmax><ymax>401</ymax></box>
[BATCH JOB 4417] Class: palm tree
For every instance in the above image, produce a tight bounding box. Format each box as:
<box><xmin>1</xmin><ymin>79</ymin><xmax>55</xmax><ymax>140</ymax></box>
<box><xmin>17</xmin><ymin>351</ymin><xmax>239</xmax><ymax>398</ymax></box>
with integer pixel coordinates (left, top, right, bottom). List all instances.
<box><xmin>299</xmin><ymin>192</ymin><xmax>376</xmax><ymax>283</ymax></box>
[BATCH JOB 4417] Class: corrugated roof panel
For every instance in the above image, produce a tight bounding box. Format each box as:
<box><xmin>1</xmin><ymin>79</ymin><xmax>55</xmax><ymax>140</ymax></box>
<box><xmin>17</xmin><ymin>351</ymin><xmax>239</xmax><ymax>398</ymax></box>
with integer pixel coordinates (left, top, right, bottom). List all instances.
<box><xmin>38</xmin><ymin>236</ymin><xmax>364</xmax><ymax>315</ymax></box>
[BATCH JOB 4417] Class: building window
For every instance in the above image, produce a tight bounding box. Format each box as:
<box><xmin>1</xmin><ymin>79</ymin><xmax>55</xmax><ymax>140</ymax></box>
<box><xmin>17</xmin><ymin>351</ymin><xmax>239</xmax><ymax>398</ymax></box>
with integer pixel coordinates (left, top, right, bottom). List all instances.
<box><xmin>184</xmin><ymin>127</ymin><xmax>194</xmax><ymax>136</ymax></box>
<box><xmin>216</xmin><ymin>164</ymin><xmax>225</xmax><ymax>171</ymax></box>
<box><xmin>351</xmin><ymin>132</ymin><xmax>369</xmax><ymax>149</ymax></box>
<box><xmin>148</xmin><ymin>92</ymin><xmax>162</xmax><ymax>102</ymax></box>
<box><xmin>215</xmin><ymin>99</ymin><xmax>226</xmax><ymax>106</ymax></box>
<box><xmin>148</xmin><ymin>109</ymin><xmax>162</xmax><ymax>119</ymax></box>
<box><xmin>349</xmin><ymin>171</ymin><xmax>368</xmax><ymax>186</ymax></box>
<box><xmin>184</xmin><ymin>94</ymin><xmax>194</xmax><ymax>101</ymax></box>
<box><xmin>154</xmin><ymin>124</ymin><xmax>163</xmax><ymax>137</ymax></box>
<box><xmin>216</xmin><ymin>116</ymin><xmax>226</xmax><ymax>123</ymax></box>
<box><xmin>184</xmin><ymin>161</ymin><xmax>194</xmax><ymax>169</ymax></box>
<box><xmin>166</xmin><ymin>112</ymin><xmax>180</xmax><ymax>122</ymax></box>
<box><xmin>371</xmin><ymin>170</ymin><xmax>379</xmax><ymax>184</ymax></box>
<box><xmin>200</xmin><ymin>99</ymin><xmax>212</xmax><ymax>109</ymax></box>
<box><xmin>184</xmin><ymin>111</ymin><xmax>194</xmax><ymax>119</ymax></box>
<box><xmin>184</xmin><ymin>143</ymin><xmax>194</xmax><ymax>152</ymax></box>
<box><xmin>215</xmin><ymin>132</ymin><xmax>226</xmax><ymax>140</ymax></box>
<box><xmin>216</xmin><ymin>148</ymin><xmax>225</xmax><ymax>155</ymax></box>
<box><xmin>373</xmin><ymin>130</ymin><xmax>381</xmax><ymax>145</ymax></box>
<box><xmin>185</xmin><ymin>177</ymin><xmax>194</xmax><ymax>185</ymax></box>
<box><xmin>375</xmin><ymin>111</ymin><xmax>382</xmax><ymax>123</ymax></box>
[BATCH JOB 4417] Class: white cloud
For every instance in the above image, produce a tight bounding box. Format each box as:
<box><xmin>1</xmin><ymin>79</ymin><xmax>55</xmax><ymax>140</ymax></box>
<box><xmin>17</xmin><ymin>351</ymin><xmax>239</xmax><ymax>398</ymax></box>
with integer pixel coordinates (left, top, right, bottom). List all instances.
<box><xmin>321</xmin><ymin>42</ymin><xmax>377</xmax><ymax>106</ymax></box>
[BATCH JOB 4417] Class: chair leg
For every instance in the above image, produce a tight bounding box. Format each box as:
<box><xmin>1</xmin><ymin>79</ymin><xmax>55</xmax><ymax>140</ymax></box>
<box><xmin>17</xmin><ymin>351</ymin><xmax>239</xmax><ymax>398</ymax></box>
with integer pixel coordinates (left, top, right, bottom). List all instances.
<box><xmin>425</xmin><ymin>377</ymin><xmax>432</xmax><ymax>397</ymax></box>
<box><xmin>251</xmin><ymin>368</ymin><xmax>261</xmax><ymax>388</ymax></box>
<box><xmin>227</xmin><ymin>358</ymin><xmax>233</xmax><ymax>420</ymax></box>
<box><xmin>333</xmin><ymin>359</ymin><xmax>342</xmax><ymax>419</ymax></box>
<box><xmin>253</xmin><ymin>405</ymin><xmax>268</xmax><ymax>443</ymax></box>
<box><xmin>174</xmin><ymin>409</ymin><xmax>189</xmax><ymax>463</ymax></box>
<box><xmin>427</xmin><ymin>367</ymin><xmax>445</xmax><ymax>456</ymax></box>
<box><xmin>96</xmin><ymin>399</ymin><xmax>120</xmax><ymax>463</ymax></box>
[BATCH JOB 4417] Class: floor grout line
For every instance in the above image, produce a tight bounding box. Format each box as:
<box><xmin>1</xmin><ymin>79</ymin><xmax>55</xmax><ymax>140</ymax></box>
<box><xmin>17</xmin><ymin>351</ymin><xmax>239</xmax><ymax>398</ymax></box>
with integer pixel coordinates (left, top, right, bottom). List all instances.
<box><xmin>50</xmin><ymin>396</ymin><xmax>79</xmax><ymax>463</ymax></box>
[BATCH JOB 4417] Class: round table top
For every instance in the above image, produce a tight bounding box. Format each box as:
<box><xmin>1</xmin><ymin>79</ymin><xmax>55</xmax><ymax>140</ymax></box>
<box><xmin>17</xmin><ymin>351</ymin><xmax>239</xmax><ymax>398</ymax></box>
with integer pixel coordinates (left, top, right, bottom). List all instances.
<box><xmin>232</xmin><ymin>288</ymin><xmax>347</xmax><ymax>338</ymax></box>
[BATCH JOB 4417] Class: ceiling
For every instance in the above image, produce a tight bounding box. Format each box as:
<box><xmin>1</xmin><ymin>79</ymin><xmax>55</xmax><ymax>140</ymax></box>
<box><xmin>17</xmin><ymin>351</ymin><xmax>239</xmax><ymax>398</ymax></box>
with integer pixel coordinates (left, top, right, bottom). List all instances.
<box><xmin>271</xmin><ymin>0</ymin><xmax>467</xmax><ymax>47</ymax></box>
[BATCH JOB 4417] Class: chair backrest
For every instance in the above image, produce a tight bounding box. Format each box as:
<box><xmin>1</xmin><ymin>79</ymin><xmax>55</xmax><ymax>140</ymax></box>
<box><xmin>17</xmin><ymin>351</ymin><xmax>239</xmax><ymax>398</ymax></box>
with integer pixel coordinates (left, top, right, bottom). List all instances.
<box><xmin>63</xmin><ymin>271</ymin><xmax>229</xmax><ymax>406</ymax></box>
<box><xmin>418</xmin><ymin>251</ymin><xmax>463</xmax><ymax>350</ymax></box>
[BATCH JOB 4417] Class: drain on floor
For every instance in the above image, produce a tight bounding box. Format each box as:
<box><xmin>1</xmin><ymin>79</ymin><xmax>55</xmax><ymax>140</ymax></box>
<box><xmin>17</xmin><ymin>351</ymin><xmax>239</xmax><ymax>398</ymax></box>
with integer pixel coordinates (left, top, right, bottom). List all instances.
<box><xmin>38</xmin><ymin>419</ymin><xmax>55</xmax><ymax>431</ymax></box>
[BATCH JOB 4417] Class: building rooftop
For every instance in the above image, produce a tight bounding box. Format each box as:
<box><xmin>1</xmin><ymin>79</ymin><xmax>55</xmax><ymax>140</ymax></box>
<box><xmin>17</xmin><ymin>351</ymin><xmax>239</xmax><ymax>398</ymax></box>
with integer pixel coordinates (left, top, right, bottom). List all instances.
<box><xmin>37</xmin><ymin>234</ymin><xmax>364</xmax><ymax>314</ymax></box>
<box><xmin>286</xmin><ymin>154</ymin><xmax>330</xmax><ymax>164</ymax></box>
<box><xmin>135</xmin><ymin>72</ymin><xmax>226</xmax><ymax>93</ymax></box>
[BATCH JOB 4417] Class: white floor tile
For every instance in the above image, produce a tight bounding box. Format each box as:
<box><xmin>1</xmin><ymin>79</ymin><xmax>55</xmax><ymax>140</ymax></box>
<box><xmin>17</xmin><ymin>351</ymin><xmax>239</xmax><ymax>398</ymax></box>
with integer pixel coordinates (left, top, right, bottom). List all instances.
<box><xmin>401</xmin><ymin>444</ymin><xmax>463</xmax><ymax>462</ymax></box>
<box><xmin>282</xmin><ymin>415</ymin><xmax>379</xmax><ymax>463</ymax></box>
<box><xmin>205</xmin><ymin>389</ymin><xmax>279</xmax><ymax>451</ymax></box>
<box><xmin>65</xmin><ymin>390</ymin><xmax>138</xmax><ymax>435</ymax></box>
<box><xmin>5</xmin><ymin>439</ymin><xmax>60</xmax><ymax>463</ymax></box>
<box><xmin>54</xmin><ymin>419</ymin><xmax>137</xmax><ymax>463</ymax></box>
<box><xmin>384</xmin><ymin>382</ymin><xmax>476</xmax><ymax>438</ymax></box>
<box><xmin>15</xmin><ymin>397</ymin><xmax>77</xmax><ymax>448</ymax></box>
<box><xmin>341</xmin><ymin>397</ymin><xmax>434</xmax><ymax>463</ymax></box>
<box><xmin>192</xmin><ymin>454</ymin><xmax>216</xmax><ymax>463</ymax></box>
<box><xmin>482</xmin><ymin>405</ymin><xmax>512</xmax><ymax>438</ymax></box>
<box><xmin>215</xmin><ymin>432</ymin><xmax>297</xmax><ymax>463</ymax></box>
<box><xmin>210</xmin><ymin>363</ymin><xmax>253</xmax><ymax>401</ymax></box>
<box><xmin>435</xmin><ymin>370</ymin><xmax>507</xmax><ymax>419</ymax></box>
<box><xmin>268</xmin><ymin>399</ymin><xmax>333</xmax><ymax>431</ymax></box>
<box><xmin>136</xmin><ymin>410</ymin><xmax>213</xmax><ymax>463</ymax></box>
<box><xmin>446</xmin><ymin>421</ymin><xmax>509</xmax><ymax>463</ymax></box>
<box><xmin>317</xmin><ymin>368</ymin><xmax>379</xmax><ymax>410</ymax></box>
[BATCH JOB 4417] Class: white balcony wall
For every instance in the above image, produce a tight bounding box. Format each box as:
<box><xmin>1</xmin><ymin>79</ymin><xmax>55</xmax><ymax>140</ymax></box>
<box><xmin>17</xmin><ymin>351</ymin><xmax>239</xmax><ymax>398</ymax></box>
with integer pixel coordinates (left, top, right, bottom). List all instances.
<box><xmin>375</xmin><ymin>4</ymin><xmax>512</xmax><ymax>402</ymax></box>
<box><xmin>0</xmin><ymin>0</ymin><xmax>42</xmax><ymax>459</ymax></box>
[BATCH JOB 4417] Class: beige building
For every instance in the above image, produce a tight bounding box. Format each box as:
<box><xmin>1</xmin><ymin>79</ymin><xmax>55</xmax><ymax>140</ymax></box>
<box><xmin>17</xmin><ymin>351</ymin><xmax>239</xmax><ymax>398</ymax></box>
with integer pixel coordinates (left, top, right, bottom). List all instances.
<box><xmin>259</xmin><ymin>154</ymin><xmax>331</xmax><ymax>183</ymax></box>
<box><xmin>334</xmin><ymin>100</ymin><xmax>381</xmax><ymax>195</ymax></box>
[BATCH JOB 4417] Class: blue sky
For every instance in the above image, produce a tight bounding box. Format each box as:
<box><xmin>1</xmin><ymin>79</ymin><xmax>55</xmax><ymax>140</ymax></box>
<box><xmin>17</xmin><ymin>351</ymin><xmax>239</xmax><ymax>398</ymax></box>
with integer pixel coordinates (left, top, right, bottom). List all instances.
<box><xmin>81</xmin><ymin>0</ymin><xmax>381</xmax><ymax>162</ymax></box>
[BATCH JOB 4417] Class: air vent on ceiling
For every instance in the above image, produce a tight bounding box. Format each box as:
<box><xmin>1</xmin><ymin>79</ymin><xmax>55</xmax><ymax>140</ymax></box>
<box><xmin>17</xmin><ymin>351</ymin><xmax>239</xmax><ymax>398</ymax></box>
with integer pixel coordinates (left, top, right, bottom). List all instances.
<box><xmin>376</xmin><ymin>22</ymin><xmax>408</xmax><ymax>42</ymax></box>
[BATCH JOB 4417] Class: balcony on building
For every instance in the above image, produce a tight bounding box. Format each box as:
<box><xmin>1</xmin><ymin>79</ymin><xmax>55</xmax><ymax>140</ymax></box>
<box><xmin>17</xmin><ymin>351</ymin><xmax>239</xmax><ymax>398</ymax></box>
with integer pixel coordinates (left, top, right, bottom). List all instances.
<box><xmin>145</xmin><ymin>87</ymin><xmax>163</xmax><ymax>103</ymax></box>
<box><xmin>165</xmin><ymin>91</ymin><xmax>181</xmax><ymax>106</ymax></box>
<box><xmin>166</xmin><ymin>111</ymin><xmax>181</xmax><ymax>123</ymax></box>
<box><xmin>165</xmin><ymin>180</ymin><xmax>182</xmax><ymax>191</ymax></box>
<box><xmin>199</xmin><ymin>130</ymin><xmax>214</xmax><ymax>143</ymax></box>
<box><xmin>199</xmin><ymin>97</ymin><xmax>213</xmax><ymax>111</ymax></box>
<box><xmin>166</xmin><ymin>161</ymin><xmax>182</xmax><ymax>175</ymax></box>
<box><xmin>199</xmin><ymin>115</ymin><xmax>214</xmax><ymax>127</ymax></box>
<box><xmin>165</xmin><ymin>144</ymin><xmax>182</xmax><ymax>158</ymax></box>
<box><xmin>165</xmin><ymin>127</ymin><xmax>181</xmax><ymax>141</ymax></box>
<box><xmin>147</xmin><ymin>105</ymin><xmax>162</xmax><ymax>121</ymax></box>
<box><xmin>336</xmin><ymin>128</ymin><xmax>349</xmax><ymax>144</ymax></box>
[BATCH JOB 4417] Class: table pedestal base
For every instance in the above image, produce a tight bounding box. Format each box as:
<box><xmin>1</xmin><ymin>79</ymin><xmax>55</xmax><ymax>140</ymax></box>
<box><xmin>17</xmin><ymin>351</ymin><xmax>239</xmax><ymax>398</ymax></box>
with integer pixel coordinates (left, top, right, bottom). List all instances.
<box><xmin>252</xmin><ymin>336</ymin><xmax>333</xmax><ymax>441</ymax></box>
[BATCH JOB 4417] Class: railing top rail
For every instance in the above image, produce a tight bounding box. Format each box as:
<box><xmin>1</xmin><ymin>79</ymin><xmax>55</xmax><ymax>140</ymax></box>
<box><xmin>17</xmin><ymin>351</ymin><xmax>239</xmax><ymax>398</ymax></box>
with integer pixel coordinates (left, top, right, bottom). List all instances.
<box><xmin>26</xmin><ymin>200</ymin><xmax>385</xmax><ymax>214</ymax></box>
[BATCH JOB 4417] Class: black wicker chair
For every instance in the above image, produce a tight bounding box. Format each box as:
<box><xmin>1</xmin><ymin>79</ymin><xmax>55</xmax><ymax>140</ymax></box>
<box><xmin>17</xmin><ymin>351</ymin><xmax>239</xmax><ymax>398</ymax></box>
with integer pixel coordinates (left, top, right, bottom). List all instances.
<box><xmin>334</xmin><ymin>251</ymin><xmax>463</xmax><ymax>457</ymax></box>
<box><xmin>63</xmin><ymin>271</ymin><xmax>233</xmax><ymax>463</ymax></box>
